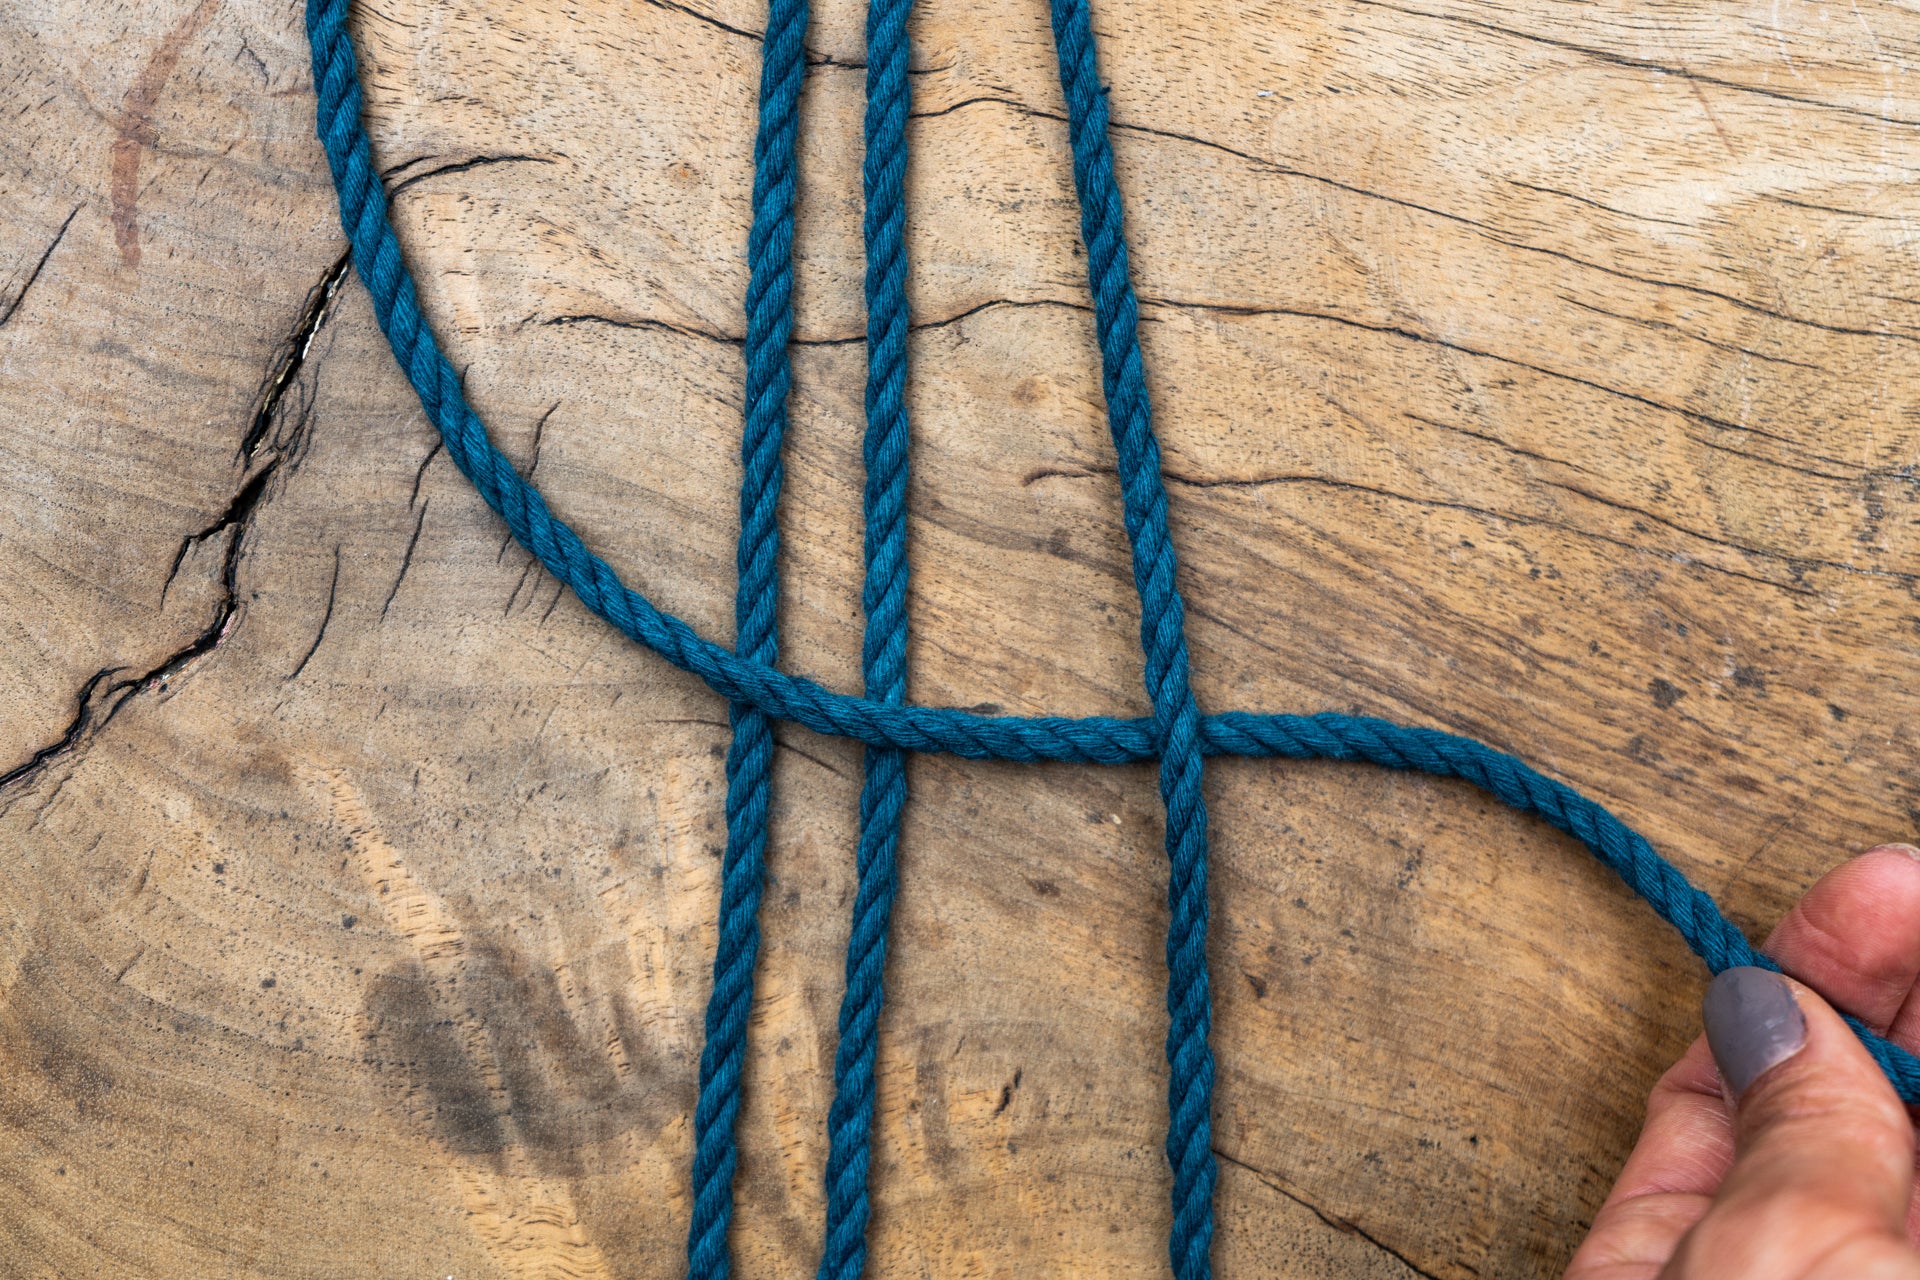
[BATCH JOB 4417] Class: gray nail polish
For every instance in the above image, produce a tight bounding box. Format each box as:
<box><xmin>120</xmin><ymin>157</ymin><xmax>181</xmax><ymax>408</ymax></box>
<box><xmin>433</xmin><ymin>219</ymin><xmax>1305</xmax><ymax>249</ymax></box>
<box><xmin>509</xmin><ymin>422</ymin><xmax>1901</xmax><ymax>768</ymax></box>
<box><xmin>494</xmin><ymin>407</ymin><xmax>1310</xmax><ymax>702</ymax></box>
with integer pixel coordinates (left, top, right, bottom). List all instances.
<box><xmin>1703</xmin><ymin>967</ymin><xmax>1808</xmax><ymax>1099</ymax></box>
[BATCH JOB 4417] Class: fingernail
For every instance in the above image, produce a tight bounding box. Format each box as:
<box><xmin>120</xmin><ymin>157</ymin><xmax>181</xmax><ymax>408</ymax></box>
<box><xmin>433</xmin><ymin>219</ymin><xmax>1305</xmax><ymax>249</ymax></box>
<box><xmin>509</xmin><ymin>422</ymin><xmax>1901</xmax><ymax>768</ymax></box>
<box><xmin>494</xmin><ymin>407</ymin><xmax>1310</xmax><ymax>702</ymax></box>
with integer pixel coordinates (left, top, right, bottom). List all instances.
<box><xmin>1703</xmin><ymin>967</ymin><xmax>1808</xmax><ymax>1099</ymax></box>
<box><xmin>1867</xmin><ymin>843</ymin><xmax>1920</xmax><ymax>861</ymax></box>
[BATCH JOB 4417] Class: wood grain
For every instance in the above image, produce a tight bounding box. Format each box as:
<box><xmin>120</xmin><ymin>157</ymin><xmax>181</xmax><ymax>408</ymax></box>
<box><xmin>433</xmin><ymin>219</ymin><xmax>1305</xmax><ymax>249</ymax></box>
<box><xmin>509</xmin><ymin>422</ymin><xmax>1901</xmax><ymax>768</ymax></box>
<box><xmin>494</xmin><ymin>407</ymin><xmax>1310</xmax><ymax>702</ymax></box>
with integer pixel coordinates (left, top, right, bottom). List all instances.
<box><xmin>6</xmin><ymin>0</ymin><xmax>1920</xmax><ymax>1275</ymax></box>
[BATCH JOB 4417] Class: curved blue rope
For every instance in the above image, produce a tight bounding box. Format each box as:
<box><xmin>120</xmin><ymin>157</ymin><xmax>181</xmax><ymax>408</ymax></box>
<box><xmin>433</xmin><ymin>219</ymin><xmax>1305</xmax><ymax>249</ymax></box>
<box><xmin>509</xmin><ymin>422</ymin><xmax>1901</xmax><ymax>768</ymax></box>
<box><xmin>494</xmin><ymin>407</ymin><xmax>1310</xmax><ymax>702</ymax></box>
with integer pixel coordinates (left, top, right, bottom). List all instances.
<box><xmin>301</xmin><ymin>3</ymin><xmax>1920</xmax><ymax>1277</ymax></box>
<box><xmin>816</xmin><ymin>0</ymin><xmax>916</xmax><ymax>1270</ymax></box>
<box><xmin>685</xmin><ymin>0</ymin><xmax>810</xmax><ymax>1270</ymax></box>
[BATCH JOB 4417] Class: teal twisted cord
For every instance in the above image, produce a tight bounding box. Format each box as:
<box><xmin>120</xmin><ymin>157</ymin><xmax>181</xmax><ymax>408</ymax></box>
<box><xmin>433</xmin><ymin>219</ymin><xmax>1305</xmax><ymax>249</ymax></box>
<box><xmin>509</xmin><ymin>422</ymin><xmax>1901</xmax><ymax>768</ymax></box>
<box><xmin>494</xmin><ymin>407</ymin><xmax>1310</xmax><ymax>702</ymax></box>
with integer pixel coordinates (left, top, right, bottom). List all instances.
<box><xmin>685</xmin><ymin>0</ymin><xmax>810</xmax><ymax>1270</ymax></box>
<box><xmin>816</xmin><ymin>0</ymin><xmax>915</xmax><ymax>1269</ymax></box>
<box><xmin>301</xmin><ymin>4</ymin><xmax>1920</xmax><ymax>1277</ymax></box>
<box><xmin>1041</xmin><ymin>0</ymin><xmax>1216</xmax><ymax>1270</ymax></box>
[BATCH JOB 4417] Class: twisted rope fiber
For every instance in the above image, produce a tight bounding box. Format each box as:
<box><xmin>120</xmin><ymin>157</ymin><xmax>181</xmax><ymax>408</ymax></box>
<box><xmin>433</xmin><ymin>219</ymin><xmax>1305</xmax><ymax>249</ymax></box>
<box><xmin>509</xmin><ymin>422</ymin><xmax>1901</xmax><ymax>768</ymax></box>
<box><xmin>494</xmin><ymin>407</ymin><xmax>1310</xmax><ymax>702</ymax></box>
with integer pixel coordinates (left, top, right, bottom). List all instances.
<box><xmin>815</xmin><ymin>0</ymin><xmax>916</xmax><ymax>1269</ymax></box>
<box><xmin>1042</xmin><ymin>0</ymin><xmax>1216</xmax><ymax>1270</ymax></box>
<box><xmin>684</xmin><ymin>0</ymin><xmax>810</xmax><ymax>1268</ymax></box>
<box><xmin>302</xmin><ymin>0</ymin><xmax>1920</xmax><ymax>1272</ymax></box>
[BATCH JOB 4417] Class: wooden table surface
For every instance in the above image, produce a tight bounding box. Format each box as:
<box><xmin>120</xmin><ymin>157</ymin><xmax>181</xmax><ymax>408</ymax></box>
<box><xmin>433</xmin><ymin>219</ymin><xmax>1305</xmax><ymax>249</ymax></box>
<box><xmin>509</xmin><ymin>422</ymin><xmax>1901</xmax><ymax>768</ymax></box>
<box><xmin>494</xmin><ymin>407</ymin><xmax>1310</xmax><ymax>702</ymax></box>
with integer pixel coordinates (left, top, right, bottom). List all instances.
<box><xmin>6</xmin><ymin>0</ymin><xmax>1920</xmax><ymax>1275</ymax></box>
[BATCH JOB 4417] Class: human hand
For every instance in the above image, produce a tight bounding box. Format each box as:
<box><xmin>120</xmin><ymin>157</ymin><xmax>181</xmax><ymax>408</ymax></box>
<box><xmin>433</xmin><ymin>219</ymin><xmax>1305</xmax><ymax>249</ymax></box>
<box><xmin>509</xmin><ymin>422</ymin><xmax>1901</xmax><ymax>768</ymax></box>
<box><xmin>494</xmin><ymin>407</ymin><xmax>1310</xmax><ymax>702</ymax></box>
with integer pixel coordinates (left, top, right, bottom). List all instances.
<box><xmin>1565</xmin><ymin>845</ymin><xmax>1920</xmax><ymax>1280</ymax></box>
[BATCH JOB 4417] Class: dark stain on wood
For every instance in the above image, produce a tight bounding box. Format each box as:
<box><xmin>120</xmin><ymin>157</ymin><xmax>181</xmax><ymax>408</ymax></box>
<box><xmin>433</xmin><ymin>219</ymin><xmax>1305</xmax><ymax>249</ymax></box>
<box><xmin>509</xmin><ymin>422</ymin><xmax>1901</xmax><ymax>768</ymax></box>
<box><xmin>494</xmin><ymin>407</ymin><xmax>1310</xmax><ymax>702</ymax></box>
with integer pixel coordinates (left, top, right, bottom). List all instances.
<box><xmin>361</xmin><ymin>933</ymin><xmax>677</xmax><ymax>1179</ymax></box>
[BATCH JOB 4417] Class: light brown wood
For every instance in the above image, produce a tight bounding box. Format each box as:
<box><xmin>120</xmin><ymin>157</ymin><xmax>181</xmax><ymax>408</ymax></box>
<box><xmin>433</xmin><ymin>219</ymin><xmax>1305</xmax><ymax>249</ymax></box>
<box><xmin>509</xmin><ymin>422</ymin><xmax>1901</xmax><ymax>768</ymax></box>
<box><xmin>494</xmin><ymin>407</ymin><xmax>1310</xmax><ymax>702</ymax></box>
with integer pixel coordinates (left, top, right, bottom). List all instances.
<box><xmin>7</xmin><ymin>0</ymin><xmax>1920</xmax><ymax>1275</ymax></box>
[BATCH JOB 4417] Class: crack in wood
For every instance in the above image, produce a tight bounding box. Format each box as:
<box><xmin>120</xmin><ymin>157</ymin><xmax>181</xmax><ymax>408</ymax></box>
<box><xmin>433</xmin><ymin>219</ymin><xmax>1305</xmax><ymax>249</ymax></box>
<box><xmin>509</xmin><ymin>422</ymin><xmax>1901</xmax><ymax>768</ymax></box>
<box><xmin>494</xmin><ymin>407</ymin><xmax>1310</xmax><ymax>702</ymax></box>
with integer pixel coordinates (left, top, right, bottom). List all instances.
<box><xmin>240</xmin><ymin>250</ymin><xmax>350</xmax><ymax>460</ymax></box>
<box><xmin>384</xmin><ymin>153</ymin><xmax>559</xmax><ymax>198</ymax></box>
<box><xmin>3</xmin><ymin>253</ymin><xmax>347</xmax><ymax>801</ymax></box>
<box><xmin>541</xmin><ymin>296</ymin><xmax>1084</xmax><ymax>347</ymax></box>
<box><xmin>527</xmin><ymin>401</ymin><xmax>560</xmax><ymax>477</ymax></box>
<box><xmin>288</xmin><ymin>546</ymin><xmax>343</xmax><ymax>682</ymax></box>
<box><xmin>1213</xmin><ymin>1147</ymin><xmax>1457</xmax><ymax>1280</ymax></box>
<box><xmin>914</xmin><ymin>94</ymin><xmax>1918</xmax><ymax>348</ymax></box>
<box><xmin>1345</xmin><ymin>0</ymin><xmax>1920</xmax><ymax>131</ymax></box>
<box><xmin>409</xmin><ymin>439</ymin><xmax>444</xmax><ymax>507</ymax></box>
<box><xmin>0</xmin><ymin>205</ymin><xmax>80</xmax><ymax>328</ymax></box>
<box><xmin>1023</xmin><ymin>465</ymin><xmax>1838</xmax><ymax>597</ymax></box>
<box><xmin>382</xmin><ymin>503</ymin><xmax>429</xmax><ymax>622</ymax></box>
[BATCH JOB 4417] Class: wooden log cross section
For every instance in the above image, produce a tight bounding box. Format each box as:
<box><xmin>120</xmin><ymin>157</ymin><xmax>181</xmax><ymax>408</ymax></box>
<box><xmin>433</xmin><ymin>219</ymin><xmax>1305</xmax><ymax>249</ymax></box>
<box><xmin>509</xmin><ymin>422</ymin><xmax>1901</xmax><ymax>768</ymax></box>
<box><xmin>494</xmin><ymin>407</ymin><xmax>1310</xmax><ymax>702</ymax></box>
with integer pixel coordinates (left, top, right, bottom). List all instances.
<box><xmin>5</xmin><ymin>0</ymin><xmax>1920</xmax><ymax>1276</ymax></box>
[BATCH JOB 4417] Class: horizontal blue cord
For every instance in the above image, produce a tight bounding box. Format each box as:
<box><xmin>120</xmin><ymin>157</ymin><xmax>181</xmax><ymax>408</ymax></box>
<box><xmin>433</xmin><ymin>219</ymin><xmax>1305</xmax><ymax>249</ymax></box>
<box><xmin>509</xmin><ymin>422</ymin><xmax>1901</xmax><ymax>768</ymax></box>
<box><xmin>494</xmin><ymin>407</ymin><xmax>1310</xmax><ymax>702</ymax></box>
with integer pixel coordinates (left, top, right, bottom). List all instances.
<box><xmin>301</xmin><ymin>1</ymin><xmax>1920</xmax><ymax>1275</ymax></box>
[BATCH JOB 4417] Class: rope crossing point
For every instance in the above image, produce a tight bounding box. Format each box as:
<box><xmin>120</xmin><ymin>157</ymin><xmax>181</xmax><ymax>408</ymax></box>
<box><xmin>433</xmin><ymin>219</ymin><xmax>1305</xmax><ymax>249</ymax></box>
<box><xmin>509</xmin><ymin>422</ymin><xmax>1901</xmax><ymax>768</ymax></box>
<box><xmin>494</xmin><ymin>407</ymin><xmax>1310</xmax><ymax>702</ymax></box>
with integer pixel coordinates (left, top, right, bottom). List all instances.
<box><xmin>302</xmin><ymin>0</ymin><xmax>1920</xmax><ymax>1274</ymax></box>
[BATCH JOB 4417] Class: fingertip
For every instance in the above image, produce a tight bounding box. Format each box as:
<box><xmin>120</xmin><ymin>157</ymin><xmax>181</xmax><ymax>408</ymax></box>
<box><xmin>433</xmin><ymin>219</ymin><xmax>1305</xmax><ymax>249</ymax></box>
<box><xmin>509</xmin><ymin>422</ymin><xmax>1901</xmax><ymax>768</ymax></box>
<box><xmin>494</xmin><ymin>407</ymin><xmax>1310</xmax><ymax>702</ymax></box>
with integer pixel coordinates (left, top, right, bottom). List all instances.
<box><xmin>1721</xmin><ymin>973</ymin><xmax>1912</xmax><ymax>1204</ymax></box>
<box><xmin>1763</xmin><ymin>846</ymin><xmax>1920</xmax><ymax>1032</ymax></box>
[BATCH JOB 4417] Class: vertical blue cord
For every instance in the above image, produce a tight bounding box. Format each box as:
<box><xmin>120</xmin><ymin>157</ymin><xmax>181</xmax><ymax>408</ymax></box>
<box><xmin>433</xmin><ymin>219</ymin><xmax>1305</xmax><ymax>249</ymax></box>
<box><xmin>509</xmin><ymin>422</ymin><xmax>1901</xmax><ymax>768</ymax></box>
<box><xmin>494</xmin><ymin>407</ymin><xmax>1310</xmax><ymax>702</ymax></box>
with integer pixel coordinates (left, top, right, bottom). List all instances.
<box><xmin>1044</xmin><ymin>0</ymin><xmax>1217</xmax><ymax>1273</ymax></box>
<box><xmin>817</xmin><ymin>0</ymin><xmax>915</xmax><ymax>1270</ymax></box>
<box><xmin>685</xmin><ymin>0</ymin><xmax>810</xmax><ymax>1274</ymax></box>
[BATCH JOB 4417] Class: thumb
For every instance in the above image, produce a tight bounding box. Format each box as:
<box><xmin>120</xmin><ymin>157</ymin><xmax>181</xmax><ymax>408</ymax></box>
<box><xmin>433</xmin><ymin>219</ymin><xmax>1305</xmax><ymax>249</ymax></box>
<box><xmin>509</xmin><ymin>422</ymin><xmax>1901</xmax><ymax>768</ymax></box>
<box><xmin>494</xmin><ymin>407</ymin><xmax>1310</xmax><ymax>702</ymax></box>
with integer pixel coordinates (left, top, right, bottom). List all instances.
<box><xmin>1663</xmin><ymin>966</ymin><xmax>1920</xmax><ymax>1279</ymax></box>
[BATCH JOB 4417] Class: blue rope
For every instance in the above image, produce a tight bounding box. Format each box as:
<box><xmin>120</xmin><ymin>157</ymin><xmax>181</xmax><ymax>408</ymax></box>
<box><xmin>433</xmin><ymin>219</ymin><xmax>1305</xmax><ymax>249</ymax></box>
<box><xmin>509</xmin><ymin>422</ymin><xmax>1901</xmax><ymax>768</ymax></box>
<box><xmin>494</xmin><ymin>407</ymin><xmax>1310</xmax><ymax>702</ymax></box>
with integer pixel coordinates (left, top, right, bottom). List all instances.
<box><xmin>685</xmin><ymin>0</ymin><xmax>809</xmax><ymax>1269</ymax></box>
<box><xmin>1043</xmin><ymin>0</ymin><xmax>1216</xmax><ymax>1270</ymax></box>
<box><xmin>817</xmin><ymin>0</ymin><xmax>916</xmax><ymax>1270</ymax></box>
<box><xmin>301</xmin><ymin>1</ymin><xmax>1920</xmax><ymax>1276</ymax></box>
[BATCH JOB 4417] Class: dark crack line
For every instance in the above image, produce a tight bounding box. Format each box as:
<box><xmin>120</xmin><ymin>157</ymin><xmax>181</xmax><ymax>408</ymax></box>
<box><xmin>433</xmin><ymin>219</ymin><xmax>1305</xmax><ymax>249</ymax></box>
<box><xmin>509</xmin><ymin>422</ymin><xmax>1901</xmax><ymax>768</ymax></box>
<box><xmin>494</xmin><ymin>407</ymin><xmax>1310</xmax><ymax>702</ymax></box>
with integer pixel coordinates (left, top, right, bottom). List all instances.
<box><xmin>1400</xmin><ymin>410</ymin><xmax>1593</xmax><ymax>474</ymax></box>
<box><xmin>1137</xmin><ymin>294</ymin><xmax>1830</xmax><ymax>448</ymax></box>
<box><xmin>1684</xmin><ymin>433</ymin><xmax>1856</xmax><ymax>482</ymax></box>
<box><xmin>115</xmin><ymin>946</ymin><xmax>147</xmax><ymax>983</ymax></box>
<box><xmin>0</xmin><ymin>204</ymin><xmax>79</xmax><ymax>328</ymax></box>
<box><xmin>0</xmin><ymin>669</ymin><xmax>122</xmax><ymax>794</ymax></box>
<box><xmin>625</xmin><ymin>0</ymin><xmax>941</xmax><ymax>68</ymax></box>
<box><xmin>1344</xmin><ymin>0</ymin><xmax>1920</xmax><ymax>130</ymax></box>
<box><xmin>1026</xmin><ymin>465</ymin><xmax>1819</xmax><ymax>596</ymax></box>
<box><xmin>7</xmin><ymin>459</ymin><xmax>273</xmax><ymax>796</ymax></box>
<box><xmin>409</xmin><ymin>438</ymin><xmax>443</xmax><ymax>506</ymax></box>
<box><xmin>537</xmin><ymin>581</ymin><xmax>567</xmax><ymax>627</ymax></box>
<box><xmin>382</xmin><ymin>503</ymin><xmax>428</xmax><ymax>622</ymax></box>
<box><xmin>916</xmin><ymin>296</ymin><xmax>1089</xmax><ymax>332</ymax></box>
<box><xmin>543</xmin><ymin>311</ymin><xmax>739</xmax><ymax>344</ymax></box>
<box><xmin>140</xmin><ymin>450</ymin><xmax>300</xmax><ymax>702</ymax></box>
<box><xmin>772</xmin><ymin>733</ymin><xmax>848</xmax><ymax>779</ymax></box>
<box><xmin>1481</xmin><ymin>228</ymin><xmax>1916</xmax><ymax>344</ymax></box>
<box><xmin>543</xmin><ymin>297</ymin><xmax>1084</xmax><ymax>347</ymax></box>
<box><xmin>289</xmin><ymin>546</ymin><xmax>342</xmax><ymax>682</ymax></box>
<box><xmin>5</xmin><ymin>251</ymin><xmax>342</xmax><ymax>800</ymax></box>
<box><xmin>636</xmin><ymin>0</ymin><xmax>766</xmax><ymax>45</ymax></box>
<box><xmin>241</xmin><ymin>250</ymin><xmax>350</xmax><ymax>460</ymax></box>
<box><xmin>504</xmin><ymin>556</ymin><xmax>540</xmax><ymax>616</ymax></box>
<box><xmin>1506</xmin><ymin>179</ymin><xmax>1690</xmax><ymax>228</ymax></box>
<box><xmin>1213</xmin><ymin>1148</ymin><xmax>1451</xmax><ymax>1280</ymax></box>
<box><xmin>648</xmin><ymin>715</ymin><xmax>849</xmax><ymax>778</ymax></box>
<box><xmin>912</xmin><ymin>93</ymin><xmax>1033</xmax><ymax>122</ymax></box>
<box><xmin>528</xmin><ymin>401</ymin><xmax>560</xmax><ymax>476</ymax></box>
<box><xmin>1537</xmin><ymin>475</ymin><xmax>1915</xmax><ymax>583</ymax></box>
<box><xmin>163</xmin><ymin>462</ymin><xmax>275</xmax><ymax>605</ymax></box>
<box><xmin>1558</xmin><ymin>295</ymin><xmax>1829</xmax><ymax>375</ymax></box>
<box><xmin>384</xmin><ymin>153</ymin><xmax>558</xmax><ymax>197</ymax></box>
<box><xmin>922</xmin><ymin>95</ymin><xmax>1915</xmax><ymax>346</ymax></box>
<box><xmin>1760</xmin><ymin>192</ymin><xmax>1911</xmax><ymax>223</ymax></box>
<box><xmin>553</xmin><ymin>280</ymin><xmax>1862</xmax><ymax>475</ymax></box>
